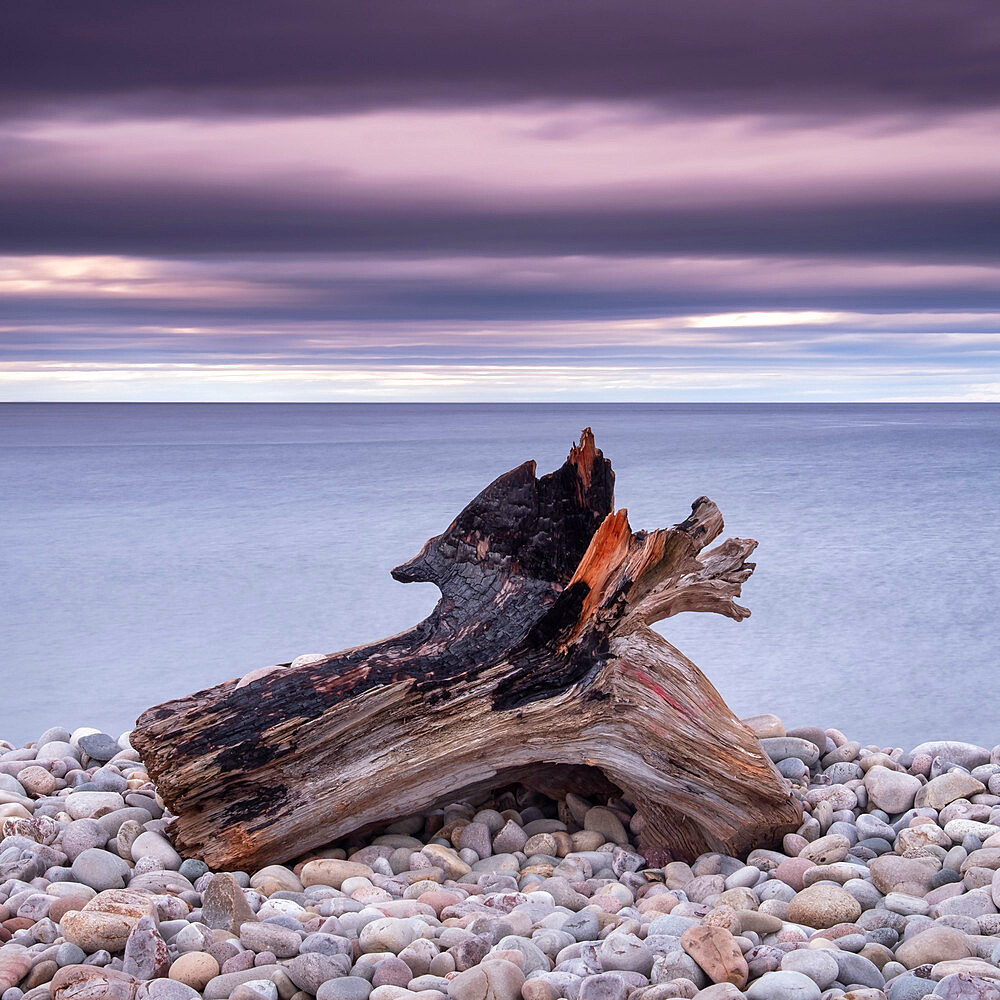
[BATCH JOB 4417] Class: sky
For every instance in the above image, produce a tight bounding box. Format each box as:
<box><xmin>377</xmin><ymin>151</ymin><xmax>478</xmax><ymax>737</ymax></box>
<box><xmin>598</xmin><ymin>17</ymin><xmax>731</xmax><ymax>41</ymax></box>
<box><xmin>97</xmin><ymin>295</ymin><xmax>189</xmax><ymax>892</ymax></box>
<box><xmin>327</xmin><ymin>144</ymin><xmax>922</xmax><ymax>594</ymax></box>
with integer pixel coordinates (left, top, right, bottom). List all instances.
<box><xmin>1</xmin><ymin>0</ymin><xmax>999</xmax><ymax>401</ymax></box>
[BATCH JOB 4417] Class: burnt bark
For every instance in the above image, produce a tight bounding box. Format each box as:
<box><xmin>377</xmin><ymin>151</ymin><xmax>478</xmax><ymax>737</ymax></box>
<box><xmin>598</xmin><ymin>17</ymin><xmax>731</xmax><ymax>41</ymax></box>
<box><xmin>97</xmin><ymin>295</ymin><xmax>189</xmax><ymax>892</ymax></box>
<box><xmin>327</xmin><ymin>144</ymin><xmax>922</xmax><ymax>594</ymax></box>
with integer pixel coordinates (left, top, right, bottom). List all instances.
<box><xmin>133</xmin><ymin>429</ymin><xmax>801</xmax><ymax>870</ymax></box>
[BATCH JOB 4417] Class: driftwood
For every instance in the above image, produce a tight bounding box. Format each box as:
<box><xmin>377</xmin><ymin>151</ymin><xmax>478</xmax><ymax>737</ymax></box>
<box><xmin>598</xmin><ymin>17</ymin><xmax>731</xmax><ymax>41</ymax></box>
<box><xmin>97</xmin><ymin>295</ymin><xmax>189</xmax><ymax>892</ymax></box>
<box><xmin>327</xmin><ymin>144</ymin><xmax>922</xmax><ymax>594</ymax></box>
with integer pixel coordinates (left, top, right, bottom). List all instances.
<box><xmin>133</xmin><ymin>429</ymin><xmax>801</xmax><ymax>870</ymax></box>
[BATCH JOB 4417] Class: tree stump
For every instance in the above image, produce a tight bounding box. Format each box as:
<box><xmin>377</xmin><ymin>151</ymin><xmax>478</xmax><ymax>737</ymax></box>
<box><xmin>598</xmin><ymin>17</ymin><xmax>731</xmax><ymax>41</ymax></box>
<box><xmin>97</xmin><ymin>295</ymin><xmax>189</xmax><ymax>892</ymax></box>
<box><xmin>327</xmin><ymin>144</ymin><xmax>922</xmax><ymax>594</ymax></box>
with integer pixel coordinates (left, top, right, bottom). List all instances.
<box><xmin>133</xmin><ymin>429</ymin><xmax>801</xmax><ymax>870</ymax></box>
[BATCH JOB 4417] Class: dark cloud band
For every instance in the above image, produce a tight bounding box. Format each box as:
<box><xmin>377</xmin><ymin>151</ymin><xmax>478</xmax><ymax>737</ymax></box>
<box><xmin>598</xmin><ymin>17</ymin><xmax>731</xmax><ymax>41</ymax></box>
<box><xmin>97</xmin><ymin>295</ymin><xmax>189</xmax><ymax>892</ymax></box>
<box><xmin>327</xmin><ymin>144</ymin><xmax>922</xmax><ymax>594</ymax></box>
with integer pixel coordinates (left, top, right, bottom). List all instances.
<box><xmin>3</xmin><ymin>0</ymin><xmax>999</xmax><ymax>118</ymax></box>
<box><xmin>3</xmin><ymin>185</ymin><xmax>999</xmax><ymax>259</ymax></box>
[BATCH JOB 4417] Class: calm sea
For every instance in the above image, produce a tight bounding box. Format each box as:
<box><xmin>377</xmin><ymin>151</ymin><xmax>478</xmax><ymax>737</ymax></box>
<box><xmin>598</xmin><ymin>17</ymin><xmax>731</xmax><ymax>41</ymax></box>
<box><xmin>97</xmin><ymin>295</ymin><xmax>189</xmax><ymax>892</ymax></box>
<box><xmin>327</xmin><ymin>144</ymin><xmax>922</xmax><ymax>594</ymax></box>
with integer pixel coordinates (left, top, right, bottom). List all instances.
<box><xmin>1</xmin><ymin>403</ymin><xmax>997</xmax><ymax>750</ymax></box>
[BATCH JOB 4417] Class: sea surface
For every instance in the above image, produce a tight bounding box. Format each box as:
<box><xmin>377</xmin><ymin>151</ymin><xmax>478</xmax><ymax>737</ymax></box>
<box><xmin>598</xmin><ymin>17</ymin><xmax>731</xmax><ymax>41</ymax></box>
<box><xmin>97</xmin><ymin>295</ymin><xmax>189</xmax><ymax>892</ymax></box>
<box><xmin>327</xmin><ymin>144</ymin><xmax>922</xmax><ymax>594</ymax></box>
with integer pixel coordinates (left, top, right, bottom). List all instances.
<box><xmin>1</xmin><ymin>403</ymin><xmax>998</xmax><ymax>750</ymax></box>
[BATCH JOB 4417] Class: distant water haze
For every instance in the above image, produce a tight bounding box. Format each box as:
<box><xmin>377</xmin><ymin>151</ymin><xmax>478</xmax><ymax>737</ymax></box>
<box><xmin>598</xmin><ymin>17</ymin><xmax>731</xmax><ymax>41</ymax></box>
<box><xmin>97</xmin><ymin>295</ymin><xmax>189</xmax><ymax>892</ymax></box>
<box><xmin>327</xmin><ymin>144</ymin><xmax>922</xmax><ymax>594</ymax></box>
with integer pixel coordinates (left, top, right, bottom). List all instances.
<box><xmin>1</xmin><ymin>402</ymin><xmax>997</xmax><ymax>750</ymax></box>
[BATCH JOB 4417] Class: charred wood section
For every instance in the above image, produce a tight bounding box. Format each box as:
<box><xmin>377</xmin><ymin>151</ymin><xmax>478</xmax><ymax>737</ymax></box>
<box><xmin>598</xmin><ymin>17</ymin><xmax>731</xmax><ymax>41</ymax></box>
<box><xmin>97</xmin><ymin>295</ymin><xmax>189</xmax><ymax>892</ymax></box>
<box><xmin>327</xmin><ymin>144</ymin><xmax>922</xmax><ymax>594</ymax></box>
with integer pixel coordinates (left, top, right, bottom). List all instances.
<box><xmin>133</xmin><ymin>429</ymin><xmax>801</xmax><ymax>870</ymax></box>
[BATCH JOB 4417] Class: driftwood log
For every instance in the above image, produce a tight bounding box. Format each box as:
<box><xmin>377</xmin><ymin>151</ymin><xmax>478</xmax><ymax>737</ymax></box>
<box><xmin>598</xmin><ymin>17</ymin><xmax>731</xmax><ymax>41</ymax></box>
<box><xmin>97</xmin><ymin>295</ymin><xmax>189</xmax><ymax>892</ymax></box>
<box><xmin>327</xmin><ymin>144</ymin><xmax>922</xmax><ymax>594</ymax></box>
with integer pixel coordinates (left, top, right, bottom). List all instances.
<box><xmin>133</xmin><ymin>429</ymin><xmax>801</xmax><ymax>870</ymax></box>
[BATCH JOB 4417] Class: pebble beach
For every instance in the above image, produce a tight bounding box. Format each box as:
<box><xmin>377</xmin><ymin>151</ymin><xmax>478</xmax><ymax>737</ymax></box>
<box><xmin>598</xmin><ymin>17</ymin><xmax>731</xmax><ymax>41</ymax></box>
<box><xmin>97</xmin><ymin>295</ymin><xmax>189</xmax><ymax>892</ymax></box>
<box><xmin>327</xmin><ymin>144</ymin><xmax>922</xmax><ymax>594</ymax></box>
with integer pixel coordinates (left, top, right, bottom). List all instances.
<box><xmin>3</xmin><ymin>716</ymin><xmax>1000</xmax><ymax>1000</ymax></box>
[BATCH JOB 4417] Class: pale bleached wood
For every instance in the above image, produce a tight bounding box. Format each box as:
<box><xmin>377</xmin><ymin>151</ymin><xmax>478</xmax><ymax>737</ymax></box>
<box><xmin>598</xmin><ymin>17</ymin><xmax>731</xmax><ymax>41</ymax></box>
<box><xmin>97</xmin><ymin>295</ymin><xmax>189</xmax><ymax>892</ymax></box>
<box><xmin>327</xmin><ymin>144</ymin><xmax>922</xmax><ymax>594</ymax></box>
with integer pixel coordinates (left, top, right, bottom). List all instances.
<box><xmin>133</xmin><ymin>429</ymin><xmax>801</xmax><ymax>870</ymax></box>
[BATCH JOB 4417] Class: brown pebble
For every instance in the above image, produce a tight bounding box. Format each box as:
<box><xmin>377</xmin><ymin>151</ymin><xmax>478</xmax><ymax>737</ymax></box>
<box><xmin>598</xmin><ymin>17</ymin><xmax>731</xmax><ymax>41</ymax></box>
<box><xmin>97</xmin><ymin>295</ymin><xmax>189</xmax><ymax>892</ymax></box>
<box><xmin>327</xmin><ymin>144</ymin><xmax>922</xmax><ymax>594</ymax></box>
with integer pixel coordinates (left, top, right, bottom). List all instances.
<box><xmin>24</xmin><ymin>961</ymin><xmax>59</xmax><ymax>990</ymax></box>
<box><xmin>17</xmin><ymin>765</ymin><xmax>57</xmax><ymax>796</ymax></box>
<box><xmin>787</xmin><ymin>885</ymin><xmax>861</xmax><ymax>929</ymax></box>
<box><xmin>773</xmin><ymin>857</ymin><xmax>815</xmax><ymax>892</ymax></box>
<box><xmin>552</xmin><ymin>832</ymin><xmax>573</xmax><ymax>857</ymax></box>
<box><xmin>680</xmin><ymin>925</ymin><xmax>748</xmax><ymax>988</ymax></box>
<box><xmin>49</xmin><ymin>897</ymin><xmax>90</xmax><ymax>923</ymax></box>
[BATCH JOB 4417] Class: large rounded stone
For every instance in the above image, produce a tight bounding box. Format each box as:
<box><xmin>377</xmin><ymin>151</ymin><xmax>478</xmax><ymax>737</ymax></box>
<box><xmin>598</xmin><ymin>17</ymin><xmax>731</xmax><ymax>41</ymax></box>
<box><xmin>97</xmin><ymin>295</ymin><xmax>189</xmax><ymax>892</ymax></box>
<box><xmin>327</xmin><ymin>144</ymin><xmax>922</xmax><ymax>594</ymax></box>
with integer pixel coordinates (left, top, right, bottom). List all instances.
<box><xmin>934</xmin><ymin>972</ymin><xmax>1000</xmax><ymax>999</ymax></box>
<box><xmin>62</xmin><ymin>820</ymin><xmax>110</xmax><ymax>862</ymax></box>
<box><xmin>578</xmin><ymin>971</ymin><xmax>647</xmax><ymax>1000</ymax></box>
<box><xmin>301</xmin><ymin>859</ymin><xmax>375</xmax><ymax>889</ymax></box>
<box><xmin>17</xmin><ymin>765</ymin><xmax>57</xmax><ymax>797</ymax></box>
<box><xmin>0</xmin><ymin>944</ymin><xmax>31</xmax><ymax>991</ymax></box>
<box><xmin>887</xmin><ymin>971</ymin><xmax>943</xmax><ymax>1000</ymax></box>
<box><xmin>203</xmin><ymin>966</ymin><xmax>282</xmax><ymax>1000</ymax></box>
<box><xmin>457</xmin><ymin>823</ymin><xmax>493</xmax><ymax>859</ymax></box>
<box><xmin>65</xmin><ymin>792</ymin><xmax>126</xmax><ymax>820</ymax></box>
<box><xmin>894</xmin><ymin>925</ymin><xmax>975</xmax><ymax>969</ymax></box>
<box><xmin>495</xmin><ymin>936</ymin><xmax>548</xmax><ymax>976</ymax></box>
<box><xmin>692</xmin><ymin>985</ymin><xmax>745</xmax><ymax>1000</ymax></box>
<box><xmin>869</xmin><ymin>855</ymin><xmax>939</xmax><ymax>896</ymax></box>
<box><xmin>760</xmin><ymin>738</ymin><xmax>820</xmax><ymax>766</ymax></box>
<box><xmin>60</xmin><ymin>889</ymin><xmax>158</xmax><ymax>953</ymax></box>
<box><xmin>50</xmin><ymin>965</ymin><xmax>139</xmax><ymax>1000</ymax></box>
<box><xmin>787</xmin><ymin>884</ymin><xmax>862</xmax><ymax>928</ymax></box>
<box><xmin>130</xmin><ymin>831</ymin><xmax>182</xmax><ymax>870</ymax></box>
<box><xmin>360</xmin><ymin>918</ymin><xmax>428</xmax><ymax>954</ymax></box>
<box><xmin>78</xmin><ymin>733</ymin><xmax>123</xmax><ymax>763</ymax></box>
<box><xmin>774</xmin><ymin>857</ymin><xmax>816</xmax><ymax>892</ymax></box>
<box><xmin>864</xmin><ymin>766</ymin><xmax>921</xmax><ymax>815</ymax></box>
<box><xmin>830</xmin><ymin>950</ymin><xmax>884</xmax><ymax>990</ymax></box>
<box><xmin>447</xmin><ymin>959</ymin><xmax>524</xmax><ymax>1000</ymax></box>
<box><xmin>249</xmin><ymin>866</ymin><xmax>303</xmax><ymax>896</ymax></box>
<box><xmin>911</xmin><ymin>742</ymin><xmax>990</xmax><ymax>771</ymax></box>
<box><xmin>599</xmin><ymin>932</ymin><xmax>653</xmax><ymax>976</ymax></box>
<box><xmin>71</xmin><ymin>848</ymin><xmax>131</xmax><ymax>891</ymax></box>
<box><xmin>122</xmin><ymin>915</ymin><xmax>170</xmax><ymax>980</ymax></box>
<box><xmin>285</xmin><ymin>954</ymin><xmax>355</xmax><ymax>994</ymax></box>
<box><xmin>239</xmin><ymin>922</ymin><xmax>302</xmax><ymax>959</ymax></box>
<box><xmin>916</xmin><ymin>773</ymin><xmax>987</xmax><ymax>810</ymax></box>
<box><xmin>780</xmin><ymin>949</ymin><xmax>839</xmax><ymax>990</ymax></box>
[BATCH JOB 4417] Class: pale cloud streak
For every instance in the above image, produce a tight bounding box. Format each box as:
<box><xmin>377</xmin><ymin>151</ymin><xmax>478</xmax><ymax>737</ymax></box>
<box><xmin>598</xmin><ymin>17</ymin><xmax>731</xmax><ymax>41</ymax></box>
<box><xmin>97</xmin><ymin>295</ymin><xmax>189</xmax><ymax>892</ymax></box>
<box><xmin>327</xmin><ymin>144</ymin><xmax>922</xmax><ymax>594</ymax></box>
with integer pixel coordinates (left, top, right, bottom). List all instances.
<box><xmin>3</xmin><ymin>359</ymin><xmax>990</xmax><ymax>403</ymax></box>
<box><xmin>7</xmin><ymin>108</ymin><xmax>1000</xmax><ymax>209</ymax></box>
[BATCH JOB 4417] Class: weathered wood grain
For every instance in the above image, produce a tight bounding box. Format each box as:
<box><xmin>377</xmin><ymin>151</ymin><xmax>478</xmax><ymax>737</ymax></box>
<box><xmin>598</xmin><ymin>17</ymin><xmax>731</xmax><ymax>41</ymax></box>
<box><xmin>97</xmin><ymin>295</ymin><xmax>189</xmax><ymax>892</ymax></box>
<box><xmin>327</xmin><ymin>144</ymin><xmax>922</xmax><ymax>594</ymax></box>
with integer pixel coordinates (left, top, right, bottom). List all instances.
<box><xmin>133</xmin><ymin>429</ymin><xmax>801</xmax><ymax>869</ymax></box>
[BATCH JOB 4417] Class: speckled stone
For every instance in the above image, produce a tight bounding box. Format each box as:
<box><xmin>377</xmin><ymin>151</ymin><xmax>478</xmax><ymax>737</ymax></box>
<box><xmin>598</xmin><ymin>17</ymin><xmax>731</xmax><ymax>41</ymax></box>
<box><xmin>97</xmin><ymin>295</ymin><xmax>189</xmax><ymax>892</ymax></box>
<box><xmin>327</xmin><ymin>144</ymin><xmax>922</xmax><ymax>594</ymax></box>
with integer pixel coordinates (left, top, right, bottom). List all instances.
<box><xmin>168</xmin><ymin>953</ymin><xmax>220</xmax><ymax>991</ymax></box>
<box><xmin>122</xmin><ymin>915</ymin><xmax>170</xmax><ymax>980</ymax></box>
<box><xmin>202</xmin><ymin>873</ymin><xmax>258</xmax><ymax>932</ymax></box>
<box><xmin>50</xmin><ymin>965</ymin><xmax>140</xmax><ymax>1000</ymax></box>
<box><xmin>680</xmin><ymin>925</ymin><xmax>747</xmax><ymax>987</ymax></box>
<box><xmin>894</xmin><ymin>925</ymin><xmax>975</xmax><ymax>969</ymax></box>
<box><xmin>787</xmin><ymin>884</ymin><xmax>861</xmax><ymax>928</ymax></box>
<box><xmin>285</xmin><ymin>954</ymin><xmax>354</xmax><ymax>994</ymax></box>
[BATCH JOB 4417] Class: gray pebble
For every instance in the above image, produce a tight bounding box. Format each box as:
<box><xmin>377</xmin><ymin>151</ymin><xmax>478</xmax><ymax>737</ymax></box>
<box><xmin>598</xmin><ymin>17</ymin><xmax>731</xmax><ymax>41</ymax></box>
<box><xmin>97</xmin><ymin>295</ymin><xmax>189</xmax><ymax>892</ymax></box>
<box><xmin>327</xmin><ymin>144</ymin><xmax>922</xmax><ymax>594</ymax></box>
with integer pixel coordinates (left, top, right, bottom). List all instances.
<box><xmin>71</xmin><ymin>847</ymin><xmax>130</xmax><ymax>890</ymax></box>
<box><xmin>239</xmin><ymin>922</ymin><xmax>302</xmax><ymax>959</ymax></box>
<box><xmin>315</xmin><ymin>978</ymin><xmax>373</xmax><ymax>1000</ymax></box>
<box><xmin>561</xmin><ymin>910</ymin><xmax>600</xmax><ymax>942</ymax></box>
<box><xmin>78</xmin><ymin>734</ymin><xmax>123</xmax><ymax>762</ymax></box>
<box><xmin>830</xmin><ymin>951</ymin><xmax>884</xmax><ymax>990</ymax></box>
<box><xmin>285</xmin><ymin>953</ymin><xmax>354</xmax><ymax>993</ymax></box>
<box><xmin>55</xmin><ymin>942</ymin><xmax>87</xmax><ymax>967</ymax></box>
<box><xmin>578</xmin><ymin>971</ymin><xmax>648</xmax><ymax>1000</ymax></box>
<box><xmin>745</xmin><ymin>970</ymin><xmax>821</xmax><ymax>1000</ymax></box>
<box><xmin>179</xmin><ymin>858</ymin><xmax>210</xmax><ymax>882</ymax></box>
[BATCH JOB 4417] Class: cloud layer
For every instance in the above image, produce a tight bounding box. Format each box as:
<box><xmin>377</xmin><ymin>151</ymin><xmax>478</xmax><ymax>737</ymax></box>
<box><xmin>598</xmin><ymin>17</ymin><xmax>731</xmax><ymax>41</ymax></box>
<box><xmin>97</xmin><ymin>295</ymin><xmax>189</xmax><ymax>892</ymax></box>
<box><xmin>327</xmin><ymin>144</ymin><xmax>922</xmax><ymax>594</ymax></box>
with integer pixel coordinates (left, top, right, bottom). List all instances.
<box><xmin>1</xmin><ymin>1</ymin><xmax>998</xmax><ymax>399</ymax></box>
